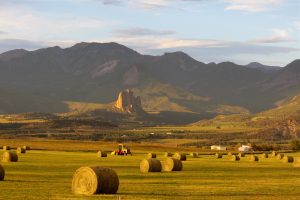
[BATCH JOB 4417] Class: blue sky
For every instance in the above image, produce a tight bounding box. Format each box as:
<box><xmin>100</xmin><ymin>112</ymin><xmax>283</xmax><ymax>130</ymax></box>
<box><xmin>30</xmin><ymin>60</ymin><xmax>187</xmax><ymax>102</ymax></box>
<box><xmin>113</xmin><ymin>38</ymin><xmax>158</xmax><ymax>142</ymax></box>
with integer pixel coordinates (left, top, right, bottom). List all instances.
<box><xmin>0</xmin><ymin>0</ymin><xmax>299</xmax><ymax>66</ymax></box>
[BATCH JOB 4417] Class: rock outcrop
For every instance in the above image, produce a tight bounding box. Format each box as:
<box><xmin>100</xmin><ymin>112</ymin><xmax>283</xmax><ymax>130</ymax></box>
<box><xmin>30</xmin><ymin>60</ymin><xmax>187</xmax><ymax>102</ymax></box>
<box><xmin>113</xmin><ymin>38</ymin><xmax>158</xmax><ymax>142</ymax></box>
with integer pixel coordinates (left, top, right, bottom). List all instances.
<box><xmin>115</xmin><ymin>89</ymin><xmax>143</xmax><ymax>113</ymax></box>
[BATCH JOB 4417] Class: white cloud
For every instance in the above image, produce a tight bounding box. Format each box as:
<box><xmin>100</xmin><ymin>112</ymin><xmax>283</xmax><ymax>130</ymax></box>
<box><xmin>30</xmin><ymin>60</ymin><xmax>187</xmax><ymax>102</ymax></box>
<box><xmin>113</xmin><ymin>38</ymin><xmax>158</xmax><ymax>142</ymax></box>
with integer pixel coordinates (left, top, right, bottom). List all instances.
<box><xmin>250</xmin><ymin>29</ymin><xmax>294</xmax><ymax>43</ymax></box>
<box><xmin>224</xmin><ymin>0</ymin><xmax>284</xmax><ymax>12</ymax></box>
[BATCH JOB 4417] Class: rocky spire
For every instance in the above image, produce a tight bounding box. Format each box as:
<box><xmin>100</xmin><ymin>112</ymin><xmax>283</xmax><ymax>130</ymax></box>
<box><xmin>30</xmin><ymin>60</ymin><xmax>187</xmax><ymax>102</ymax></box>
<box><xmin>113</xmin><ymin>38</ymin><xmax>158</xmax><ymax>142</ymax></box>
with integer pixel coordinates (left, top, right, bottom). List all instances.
<box><xmin>115</xmin><ymin>89</ymin><xmax>143</xmax><ymax>113</ymax></box>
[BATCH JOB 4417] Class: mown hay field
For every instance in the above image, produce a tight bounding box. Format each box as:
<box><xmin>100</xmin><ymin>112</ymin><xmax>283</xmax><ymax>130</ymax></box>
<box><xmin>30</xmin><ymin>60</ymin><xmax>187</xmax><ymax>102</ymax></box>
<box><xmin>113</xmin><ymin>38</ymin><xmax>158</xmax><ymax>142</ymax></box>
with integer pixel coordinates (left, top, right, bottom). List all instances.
<box><xmin>0</xmin><ymin>149</ymin><xmax>300</xmax><ymax>200</ymax></box>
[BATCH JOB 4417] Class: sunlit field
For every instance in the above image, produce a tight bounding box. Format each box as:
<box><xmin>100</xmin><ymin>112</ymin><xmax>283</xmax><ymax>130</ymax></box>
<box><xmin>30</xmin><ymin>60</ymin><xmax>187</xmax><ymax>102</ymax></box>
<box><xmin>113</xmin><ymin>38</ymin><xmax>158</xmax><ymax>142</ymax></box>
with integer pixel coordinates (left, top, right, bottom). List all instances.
<box><xmin>1</xmin><ymin>147</ymin><xmax>299</xmax><ymax>200</ymax></box>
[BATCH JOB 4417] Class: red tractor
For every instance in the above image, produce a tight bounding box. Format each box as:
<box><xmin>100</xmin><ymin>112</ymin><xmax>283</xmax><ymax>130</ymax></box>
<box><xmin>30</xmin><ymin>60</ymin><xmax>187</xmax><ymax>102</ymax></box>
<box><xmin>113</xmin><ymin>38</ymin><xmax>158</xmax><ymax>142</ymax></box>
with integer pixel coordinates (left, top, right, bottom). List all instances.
<box><xmin>111</xmin><ymin>144</ymin><xmax>131</xmax><ymax>156</ymax></box>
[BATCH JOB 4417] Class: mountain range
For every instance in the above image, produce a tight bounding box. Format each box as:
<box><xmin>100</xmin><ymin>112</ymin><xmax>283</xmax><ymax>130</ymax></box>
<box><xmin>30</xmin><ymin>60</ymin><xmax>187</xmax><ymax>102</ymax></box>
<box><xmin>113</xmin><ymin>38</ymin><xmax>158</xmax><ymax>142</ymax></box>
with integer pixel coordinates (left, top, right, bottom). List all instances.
<box><xmin>0</xmin><ymin>42</ymin><xmax>299</xmax><ymax>121</ymax></box>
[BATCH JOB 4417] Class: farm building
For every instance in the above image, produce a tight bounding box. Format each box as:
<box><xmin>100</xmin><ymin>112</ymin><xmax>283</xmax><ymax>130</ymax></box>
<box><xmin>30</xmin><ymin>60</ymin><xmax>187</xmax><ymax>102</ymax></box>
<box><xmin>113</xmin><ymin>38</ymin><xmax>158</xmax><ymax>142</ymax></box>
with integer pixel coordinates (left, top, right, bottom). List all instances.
<box><xmin>211</xmin><ymin>145</ymin><xmax>227</xmax><ymax>151</ymax></box>
<box><xmin>238</xmin><ymin>145</ymin><xmax>252</xmax><ymax>152</ymax></box>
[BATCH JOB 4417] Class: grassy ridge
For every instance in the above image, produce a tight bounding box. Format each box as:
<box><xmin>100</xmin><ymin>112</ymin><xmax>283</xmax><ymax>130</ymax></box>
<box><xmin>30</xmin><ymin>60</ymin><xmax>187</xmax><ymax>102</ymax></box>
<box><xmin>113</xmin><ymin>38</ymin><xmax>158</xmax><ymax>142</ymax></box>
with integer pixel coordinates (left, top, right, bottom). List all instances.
<box><xmin>1</xmin><ymin>149</ymin><xmax>300</xmax><ymax>200</ymax></box>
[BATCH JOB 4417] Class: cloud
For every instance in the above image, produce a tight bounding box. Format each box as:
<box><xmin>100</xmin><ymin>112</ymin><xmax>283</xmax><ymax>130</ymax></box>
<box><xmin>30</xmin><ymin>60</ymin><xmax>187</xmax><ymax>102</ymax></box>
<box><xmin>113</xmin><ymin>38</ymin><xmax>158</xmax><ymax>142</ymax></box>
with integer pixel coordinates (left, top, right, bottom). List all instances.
<box><xmin>99</xmin><ymin>0</ymin><xmax>123</xmax><ymax>6</ymax></box>
<box><xmin>0</xmin><ymin>30</ymin><xmax>7</xmax><ymax>35</ymax></box>
<box><xmin>224</xmin><ymin>0</ymin><xmax>284</xmax><ymax>12</ymax></box>
<box><xmin>293</xmin><ymin>21</ymin><xmax>300</xmax><ymax>31</ymax></box>
<box><xmin>250</xmin><ymin>29</ymin><xmax>294</xmax><ymax>44</ymax></box>
<box><xmin>113</xmin><ymin>27</ymin><xmax>176</xmax><ymax>37</ymax></box>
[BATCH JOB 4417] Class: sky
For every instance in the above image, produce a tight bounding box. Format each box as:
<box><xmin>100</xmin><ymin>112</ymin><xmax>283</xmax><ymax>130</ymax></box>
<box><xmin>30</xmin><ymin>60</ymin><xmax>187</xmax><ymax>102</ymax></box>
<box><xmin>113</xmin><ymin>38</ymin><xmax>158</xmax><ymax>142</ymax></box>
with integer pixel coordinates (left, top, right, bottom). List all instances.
<box><xmin>0</xmin><ymin>0</ymin><xmax>299</xmax><ymax>66</ymax></box>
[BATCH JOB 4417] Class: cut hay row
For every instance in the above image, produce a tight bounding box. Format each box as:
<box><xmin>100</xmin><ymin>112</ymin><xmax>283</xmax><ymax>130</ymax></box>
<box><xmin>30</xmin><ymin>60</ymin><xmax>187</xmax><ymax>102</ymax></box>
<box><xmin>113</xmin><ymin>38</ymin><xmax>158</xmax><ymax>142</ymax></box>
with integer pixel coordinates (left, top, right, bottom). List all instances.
<box><xmin>164</xmin><ymin>152</ymin><xmax>173</xmax><ymax>157</ymax></box>
<box><xmin>163</xmin><ymin>158</ymin><xmax>183</xmax><ymax>172</ymax></box>
<box><xmin>72</xmin><ymin>166</ymin><xmax>119</xmax><ymax>195</ymax></box>
<box><xmin>231</xmin><ymin>155</ymin><xmax>240</xmax><ymax>161</ymax></box>
<box><xmin>173</xmin><ymin>152</ymin><xmax>186</xmax><ymax>161</ymax></box>
<box><xmin>147</xmin><ymin>153</ymin><xmax>156</xmax><ymax>159</ymax></box>
<box><xmin>250</xmin><ymin>155</ymin><xmax>259</xmax><ymax>162</ymax></box>
<box><xmin>215</xmin><ymin>153</ymin><xmax>222</xmax><ymax>158</ymax></box>
<box><xmin>0</xmin><ymin>164</ymin><xmax>4</xmax><ymax>181</ymax></box>
<box><xmin>140</xmin><ymin>158</ymin><xmax>162</xmax><ymax>173</ymax></box>
<box><xmin>97</xmin><ymin>151</ymin><xmax>107</xmax><ymax>158</ymax></box>
<box><xmin>2</xmin><ymin>151</ymin><xmax>18</xmax><ymax>162</ymax></box>
<box><xmin>282</xmin><ymin>156</ymin><xmax>294</xmax><ymax>163</ymax></box>
<box><xmin>17</xmin><ymin>147</ymin><xmax>26</xmax><ymax>154</ymax></box>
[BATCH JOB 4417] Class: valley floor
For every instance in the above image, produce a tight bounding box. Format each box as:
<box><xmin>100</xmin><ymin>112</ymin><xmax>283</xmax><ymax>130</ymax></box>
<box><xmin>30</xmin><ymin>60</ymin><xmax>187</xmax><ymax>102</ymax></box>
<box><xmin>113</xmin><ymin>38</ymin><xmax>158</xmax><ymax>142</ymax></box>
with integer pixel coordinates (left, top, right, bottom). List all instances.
<box><xmin>0</xmin><ymin>143</ymin><xmax>299</xmax><ymax>200</ymax></box>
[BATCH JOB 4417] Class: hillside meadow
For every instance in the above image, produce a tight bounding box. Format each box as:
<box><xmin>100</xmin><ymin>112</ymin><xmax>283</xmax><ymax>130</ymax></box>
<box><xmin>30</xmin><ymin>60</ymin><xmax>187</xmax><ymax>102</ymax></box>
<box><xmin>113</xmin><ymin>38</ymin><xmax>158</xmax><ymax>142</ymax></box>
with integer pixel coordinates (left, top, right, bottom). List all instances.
<box><xmin>0</xmin><ymin>142</ymin><xmax>299</xmax><ymax>200</ymax></box>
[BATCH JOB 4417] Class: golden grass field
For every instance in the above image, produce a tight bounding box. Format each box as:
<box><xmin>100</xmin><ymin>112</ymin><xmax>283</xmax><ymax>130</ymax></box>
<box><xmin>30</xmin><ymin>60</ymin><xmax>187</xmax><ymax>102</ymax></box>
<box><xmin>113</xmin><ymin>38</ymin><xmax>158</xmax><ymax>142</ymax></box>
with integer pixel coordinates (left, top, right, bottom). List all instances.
<box><xmin>0</xmin><ymin>139</ymin><xmax>300</xmax><ymax>200</ymax></box>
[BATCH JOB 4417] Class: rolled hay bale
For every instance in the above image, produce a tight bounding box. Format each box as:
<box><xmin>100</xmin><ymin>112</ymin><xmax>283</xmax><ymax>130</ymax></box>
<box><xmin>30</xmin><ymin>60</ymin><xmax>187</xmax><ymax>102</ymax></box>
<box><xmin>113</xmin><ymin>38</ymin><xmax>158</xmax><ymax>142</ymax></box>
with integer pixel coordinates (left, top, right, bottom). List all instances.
<box><xmin>282</xmin><ymin>156</ymin><xmax>294</xmax><ymax>163</ymax></box>
<box><xmin>227</xmin><ymin>152</ymin><xmax>233</xmax><ymax>157</ymax></box>
<box><xmin>17</xmin><ymin>147</ymin><xmax>26</xmax><ymax>154</ymax></box>
<box><xmin>294</xmin><ymin>158</ymin><xmax>300</xmax><ymax>167</ymax></box>
<box><xmin>163</xmin><ymin>158</ymin><xmax>183</xmax><ymax>172</ymax></box>
<box><xmin>140</xmin><ymin>158</ymin><xmax>162</xmax><ymax>173</ymax></box>
<box><xmin>147</xmin><ymin>153</ymin><xmax>156</xmax><ymax>159</ymax></box>
<box><xmin>72</xmin><ymin>166</ymin><xmax>119</xmax><ymax>195</ymax></box>
<box><xmin>164</xmin><ymin>152</ymin><xmax>173</xmax><ymax>157</ymax></box>
<box><xmin>277</xmin><ymin>154</ymin><xmax>284</xmax><ymax>160</ymax></box>
<box><xmin>2</xmin><ymin>151</ymin><xmax>18</xmax><ymax>162</ymax></box>
<box><xmin>0</xmin><ymin>164</ymin><xmax>4</xmax><ymax>181</ymax></box>
<box><xmin>190</xmin><ymin>152</ymin><xmax>198</xmax><ymax>158</ymax></box>
<box><xmin>238</xmin><ymin>152</ymin><xmax>245</xmax><ymax>157</ymax></box>
<box><xmin>231</xmin><ymin>155</ymin><xmax>240</xmax><ymax>161</ymax></box>
<box><xmin>22</xmin><ymin>146</ymin><xmax>30</xmax><ymax>150</ymax></box>
<box><xmin>271</xmin><ymin>151</ymin><xmax>277</xmax><ymax>157</ymax></box>
<box><xmin>173</xmin><ymin>152</ymin><xmax>187</xmax><ymax>161</ymax></box>
<box><xmin>261</xmin><ymin>153</ymin><xmax>269</xmax><ymax>159</ymax></box>
<box><xmin>2</xmin><ymin>146</ymin><xmax>11</xmax><ymax>151</ymax></box>
<box><xmin>97</xmin><ymin>151</ymin><xmax>107</xmax><ymax>158</ymax></box>
<box><xmin>215</xmin><ymin>153</ymin><xmax>222</xmax><ymax>158</ymax></box>
<box><xmin>250</xmin><ymin>155</ymin><xmax>259</xmax><ymax>162</ymax></box>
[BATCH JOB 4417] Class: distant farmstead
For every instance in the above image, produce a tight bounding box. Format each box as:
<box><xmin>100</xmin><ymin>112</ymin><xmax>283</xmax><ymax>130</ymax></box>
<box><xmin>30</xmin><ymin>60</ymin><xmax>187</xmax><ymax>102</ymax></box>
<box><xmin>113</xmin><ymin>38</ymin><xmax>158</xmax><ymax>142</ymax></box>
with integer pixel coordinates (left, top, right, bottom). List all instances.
<box><xmin>211</xmin><ymin>145</ymin><xmax>227</xmax><ymax>151</ymax></box>
<box><xmin>238</xmin><ymin>145</ymin><xmax>252</xmax><ymax>152</ymax></box>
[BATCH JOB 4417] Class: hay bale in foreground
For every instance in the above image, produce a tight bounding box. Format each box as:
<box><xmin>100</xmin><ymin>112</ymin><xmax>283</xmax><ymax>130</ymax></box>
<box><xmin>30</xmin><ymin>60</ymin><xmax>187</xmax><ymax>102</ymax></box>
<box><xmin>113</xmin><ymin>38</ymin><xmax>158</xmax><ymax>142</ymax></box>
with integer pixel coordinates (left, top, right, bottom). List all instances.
<box><xmin>17</xmin><ymin>147</ymin><xmax>26</xmax><ymax>154</ymax></box>
<box><xmin>282</xmin><ymin>156</ymin><xmax>294</xmax><ymax>163</ymax></box>
<box><xmin>2</xmin><ymin>146</ymin><xmax>11</xmax><ymax>151</ymax></box>
<box><xmin>163</xmin><ymin>158</ymin><xmax>183</xmax><ymax>172</ymax></box>
<box><xmin>147</xmin><ymin>153</ymin><xmax>156</xmax><ymax>159</ymax></box>
<box><xmin>140</xmin><ymin>158</ymin><xmax>162</xmax><ymax>173</ymax></box>
<box><xmin>0</xmin><ymin>165</ymin><xmax>4</xmax><ymax>181</ymax></box>
<box><xmin>22</xmin><ymin>146</ymin><xmax>30</xmax><ymax>150</ymax></box>
<box><xmin>164</xmin><ymin>152</ymin><xmax>173</xmax><ymax>157</ymax></box>
<box><xmin>250</xmin><ymin>155</ymin><xmax>259</xmax><ymax>162</ymax></box>
<box><xmin>173</xmin><ymin>152</ymin><xmax>186</xmax><ymax>161</ymax></box>
<box><xmin>72</xmin><ymin>166</ymin><xmax>119</xmax><ymax>195</ymax></box>
<box><xmin>277</xmin><ymin>154</ymin><xmax>284</xmax><ymax>160</ymax></box>
<box><xmin>261</xmin><ymin>153</ymin><xmax>268</xmax><ymax>159</ymax></box>
<box><xmin>294</xmin><ymin>158</ymin><xmax>300</xmax><ymax>167</ymax></box>
<box><xmin>190</xmin><ymin>152</ymin><xmax>198</xmax><ymax>158</ymax></box>
<box><xmin>215</xmin><ymin>153</ymin><xmax>222</xmax><ymax>158</ymax></box>
<box><xmin>238</xmin><ymin>152</ymin><xmax>245</xmax><ymax>157</ymax></box>
<box><xmin>2</xmin><ymin>151</ymin><xmax>18</xmax><ymax>162</ymax></box>
<box><xmin>231</xmin><ymin>155</ymin><xmax>240</xmax><ymax>161</ymax></box>
<box><xmin>97</xmin><ymin>151</ymin><xmax>107</xmax><ymax>158</ymax></box>
<box><xmin>271</xmin><ymin>151</ymin><xmax>277</xmax><ymax>157</ymax></box>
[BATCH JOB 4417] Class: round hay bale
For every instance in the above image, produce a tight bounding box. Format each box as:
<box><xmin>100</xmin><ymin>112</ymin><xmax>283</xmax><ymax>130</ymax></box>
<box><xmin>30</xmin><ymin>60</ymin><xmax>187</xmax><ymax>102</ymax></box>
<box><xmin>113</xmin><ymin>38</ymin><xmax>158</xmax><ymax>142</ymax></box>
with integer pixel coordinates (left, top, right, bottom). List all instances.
<box><xmin>2</xmin><ymin>146</ymin><xmax>11</xmax><ymax>151</ymax></box>
<box><xmin>277</xmin><ymin>154</ymin><xmax>284</xmax><ymax>160</ymax></box>
<box><xmin>147</xmin><ymin>153</ymin><xmax>156</xmax><ymax>159</ymax></box>
<box><xmin>173</xmin><ymin>152</ymin><xmax>186</xmax><ymax>161</ymax></box>
<box><xmin>227</xmin><ymin>152</ymin><xmax>232</xmax><ymax>157</ymax></box>
<box><xmin>238</xmin><ymin>152</ymin><xmax>245</xmax><ymax>157</ymax></box>
<box><xmin>17</xmin><ymin>147</ymin><xmax>26</xmax><ymax>154</ymax></box>
<box><xmin>190</xmin><ymin>152</ymin><xmax>198</xmax><ymax>158</ymax></box>
<box><xmin>72</xmin><ymin>166</ymin><xmax>119</xmax><ymax>195</ymax></box>
<box><xmin>215</xmin><ymin>153</ymin><xmax>222</xmax><ymax>158</ymax></box>
<box><xmin>163</xmin><ymin>158</ymin><xmax>183</xmax><ymax>172</ymax></box>
<box><xmin>2</xmin><ymin>151</ymin><xmax>18</xmax><ymax>162</ymax></box>
<box><xmin>294</xmin><ymin>158</ymin><xmax>300</xmax><ymax>167</ymax></box>
<box><xmin>261</xmin><ymin>153</ymin><xmax>268</xmax><ymax>159</ymax></box>
<box><xmin>282</xmin><ymin>156</ymin><xmax>294</xmax><ymax>163</ymax></box>
<box><xmin>271</xmin><ymin>151</ymin><xmax>277</xmax><ymax>157</ymax></box>
<box><xmin>22</xmin><ymin>146</ymin><xmax>30</xmax><ymax>150</ymax></box>
<box><xmin>0</xmin><ymin>164</ymin><xmax>4</xmax><ymax>181</ymax></box>
<box><xmin>97</xmin><ymin>151</ymin><xmax>107</xmax><ymax>158</ymax></box>
<box><xmin>250</xmin><ymin>155</ymin><xmax>259</xmax><ymax>162</ymax></box>
<box><xmin>140</xmin><ymin>158</ymin><xmax>162</xmax><ymax>173</ymax></box>
<box><xmin>231</xmin><ymin>155</ymin><xmax>240</xmax><ymax>161</ymax></box>
<box><xmin>164</xmin><ymin>152</ymin><xmax>173</xmax><ymax>157</ymax></box>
